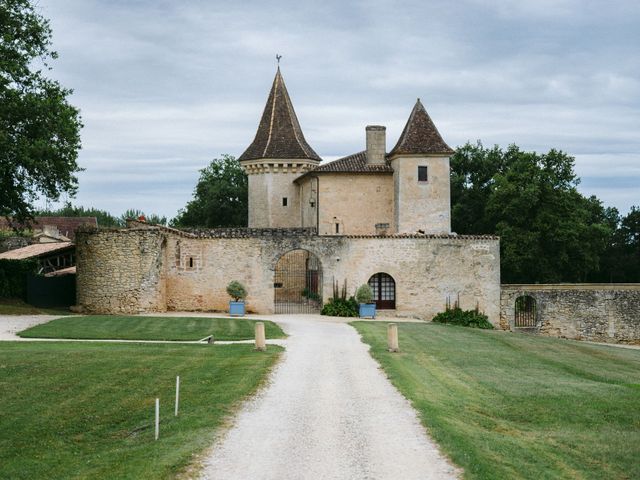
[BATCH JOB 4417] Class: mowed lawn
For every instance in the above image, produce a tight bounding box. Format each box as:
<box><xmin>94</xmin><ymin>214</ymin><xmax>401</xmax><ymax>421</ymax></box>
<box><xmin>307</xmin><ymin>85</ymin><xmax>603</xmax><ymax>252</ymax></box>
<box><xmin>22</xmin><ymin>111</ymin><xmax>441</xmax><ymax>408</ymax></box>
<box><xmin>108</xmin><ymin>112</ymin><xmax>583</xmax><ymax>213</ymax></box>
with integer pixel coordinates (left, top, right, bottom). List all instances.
<box><xmin>0</xmin><ymin>341</ymin><xmax>281</xmax><ymax>479</ymax></box>
<box><xmin>352</xmin><ymin>322</ymin><xmax>640</xmax><ymax>480</ymax></box>
<box><xmin>18</xmin><ymin>315</ymin><xmax>286</xmax><ymax>341</ymax></box>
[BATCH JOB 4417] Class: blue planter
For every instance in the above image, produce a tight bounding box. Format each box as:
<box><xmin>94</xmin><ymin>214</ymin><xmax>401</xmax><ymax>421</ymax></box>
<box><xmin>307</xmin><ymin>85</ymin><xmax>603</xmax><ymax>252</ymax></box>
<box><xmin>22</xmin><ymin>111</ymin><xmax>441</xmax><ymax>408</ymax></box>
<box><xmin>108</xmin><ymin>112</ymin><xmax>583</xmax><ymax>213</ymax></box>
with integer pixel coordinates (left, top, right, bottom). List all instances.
<box><xmin>229</xmin><ymin>301</ymin><xmax>245</xmax><ymax>316</ymax></box>
<box><xmin>359</xmin><ymin>303</ymin><xmax>376</xmax><ymax>319</ymax></box>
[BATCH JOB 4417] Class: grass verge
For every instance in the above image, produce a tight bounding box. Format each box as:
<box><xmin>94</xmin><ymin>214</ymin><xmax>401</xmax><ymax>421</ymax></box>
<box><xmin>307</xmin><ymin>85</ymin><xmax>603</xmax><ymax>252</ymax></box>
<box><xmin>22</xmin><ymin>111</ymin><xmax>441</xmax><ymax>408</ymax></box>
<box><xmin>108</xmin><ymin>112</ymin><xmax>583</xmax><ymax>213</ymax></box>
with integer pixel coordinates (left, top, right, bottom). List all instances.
<box><xmin>0</xmin><ymin>298</ymin><xmax>71</xmax><ymax>315</ymax></box>
<box><xmin>352</xmin><ymin>321</ymin><xmax>640</xmax><ymax>480</ymax></box>
<box><xmin>0</xmin><ymin>341</ymin><xmax>281</xmax><ymax>479</ymax></box>
<box><xmin>18</xmin><ymin>315</ymin><xmax>286</xmax><ymax>341</ymax></box>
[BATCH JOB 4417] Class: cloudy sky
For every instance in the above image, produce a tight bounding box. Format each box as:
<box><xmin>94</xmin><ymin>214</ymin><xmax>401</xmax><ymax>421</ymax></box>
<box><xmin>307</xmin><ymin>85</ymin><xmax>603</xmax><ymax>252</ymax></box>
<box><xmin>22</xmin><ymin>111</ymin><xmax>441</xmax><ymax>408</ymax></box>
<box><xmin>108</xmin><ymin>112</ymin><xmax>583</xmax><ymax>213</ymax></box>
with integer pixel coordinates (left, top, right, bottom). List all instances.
<box><xmin>40</xmin><ymin>0</ymin><xmax>639</xmax><ymax>220</ymax></box>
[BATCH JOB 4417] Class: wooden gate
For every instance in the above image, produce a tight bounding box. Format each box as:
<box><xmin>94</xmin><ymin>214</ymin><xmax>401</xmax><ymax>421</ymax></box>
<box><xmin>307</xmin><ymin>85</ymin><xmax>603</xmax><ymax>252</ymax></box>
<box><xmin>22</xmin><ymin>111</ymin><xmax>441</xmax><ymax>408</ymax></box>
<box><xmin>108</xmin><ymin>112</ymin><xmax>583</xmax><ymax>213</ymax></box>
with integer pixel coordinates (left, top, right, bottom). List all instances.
<box><xmin>274</xmin><ymin>250</ymin><xmax>323</xmax><ymax>314</ymax></box>
<box><xmin>514</xmin><ymin>295</ymin><xmax>537</xmax><ymax>327</ymax></box>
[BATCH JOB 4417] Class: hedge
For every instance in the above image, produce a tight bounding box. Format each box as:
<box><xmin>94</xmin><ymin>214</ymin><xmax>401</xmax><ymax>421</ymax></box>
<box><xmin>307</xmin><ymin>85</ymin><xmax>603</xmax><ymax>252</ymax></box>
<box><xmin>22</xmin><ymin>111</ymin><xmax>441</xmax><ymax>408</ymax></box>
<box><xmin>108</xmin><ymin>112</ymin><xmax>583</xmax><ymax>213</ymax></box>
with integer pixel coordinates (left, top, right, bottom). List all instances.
<box><xmin>0</xmin><ymin>259</ymin><xmax>38</xmax><ymax>299</ymax></box>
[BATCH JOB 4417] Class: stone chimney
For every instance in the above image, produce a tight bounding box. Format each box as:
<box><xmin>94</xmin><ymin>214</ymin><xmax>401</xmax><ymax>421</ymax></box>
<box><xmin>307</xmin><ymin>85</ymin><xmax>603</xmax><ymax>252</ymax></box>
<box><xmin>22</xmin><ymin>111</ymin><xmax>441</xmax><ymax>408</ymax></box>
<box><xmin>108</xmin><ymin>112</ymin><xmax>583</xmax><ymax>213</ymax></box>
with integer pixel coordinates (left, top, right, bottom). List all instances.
<box><xmin>366</xmin><ymin>125</ymin><xmax>386</xmax><ymax>164</ymax></box>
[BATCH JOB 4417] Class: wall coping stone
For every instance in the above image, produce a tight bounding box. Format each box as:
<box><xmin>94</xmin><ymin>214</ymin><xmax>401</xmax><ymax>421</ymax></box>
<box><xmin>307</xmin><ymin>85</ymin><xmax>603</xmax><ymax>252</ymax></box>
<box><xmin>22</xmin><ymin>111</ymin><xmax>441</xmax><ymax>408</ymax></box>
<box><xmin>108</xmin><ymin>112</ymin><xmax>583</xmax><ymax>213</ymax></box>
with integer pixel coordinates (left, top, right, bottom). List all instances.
<box><xmin>502</xmin><ymin>283</ymin><xmax>640</xmax><ymax>291</ymax></box>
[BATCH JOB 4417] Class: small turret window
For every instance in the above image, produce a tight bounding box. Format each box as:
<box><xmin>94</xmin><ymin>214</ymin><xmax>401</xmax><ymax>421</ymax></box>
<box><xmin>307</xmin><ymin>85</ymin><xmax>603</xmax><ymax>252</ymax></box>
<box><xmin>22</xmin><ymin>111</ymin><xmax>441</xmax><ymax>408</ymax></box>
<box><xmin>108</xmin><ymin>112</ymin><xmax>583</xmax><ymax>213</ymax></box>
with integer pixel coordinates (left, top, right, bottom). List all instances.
<box><xmin>418</xmin><ymin>166</ymin><xmax>428</xmax><ymax>182</ymax></box>
<box><xmin>282</xmin><ymin>197</ymin><xmax>288</xmax><ymax>207</ymax></box>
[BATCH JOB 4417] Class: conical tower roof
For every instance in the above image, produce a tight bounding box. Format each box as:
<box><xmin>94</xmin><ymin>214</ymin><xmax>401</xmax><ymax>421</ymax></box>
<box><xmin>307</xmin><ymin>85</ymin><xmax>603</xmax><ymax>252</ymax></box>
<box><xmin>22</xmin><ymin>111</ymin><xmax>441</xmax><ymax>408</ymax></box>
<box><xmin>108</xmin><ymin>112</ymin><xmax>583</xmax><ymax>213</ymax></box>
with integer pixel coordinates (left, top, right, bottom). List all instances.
<box><xmin>389</xmin><ymin>99</ymin><xmax>454</xmax><ymax>157</ymax></box>
<box><xmin>238</xmin><ymin>68</ymin><xmax>321</xmax><ymax>162</ymax></box>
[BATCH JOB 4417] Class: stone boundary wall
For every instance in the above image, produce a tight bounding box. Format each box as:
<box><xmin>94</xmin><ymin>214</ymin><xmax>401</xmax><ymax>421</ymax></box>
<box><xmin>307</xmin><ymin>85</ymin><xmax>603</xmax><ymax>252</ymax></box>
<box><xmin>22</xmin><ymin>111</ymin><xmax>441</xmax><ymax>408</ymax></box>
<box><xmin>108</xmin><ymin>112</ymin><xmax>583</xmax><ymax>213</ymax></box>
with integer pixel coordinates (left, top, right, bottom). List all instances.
<box><xmin>500</xmin><ymin>284</ymin><xmax>640</xmax><ymax>344</ymax></box>
<box><xmin>75</xmin><ymin>229</ymin><xmax>167</xmax><ymax>313</ymax></box>
<box><xmin>75</xmin><ymin>226</ymin><xmax>501</xmax><ymax>322</ymax></box>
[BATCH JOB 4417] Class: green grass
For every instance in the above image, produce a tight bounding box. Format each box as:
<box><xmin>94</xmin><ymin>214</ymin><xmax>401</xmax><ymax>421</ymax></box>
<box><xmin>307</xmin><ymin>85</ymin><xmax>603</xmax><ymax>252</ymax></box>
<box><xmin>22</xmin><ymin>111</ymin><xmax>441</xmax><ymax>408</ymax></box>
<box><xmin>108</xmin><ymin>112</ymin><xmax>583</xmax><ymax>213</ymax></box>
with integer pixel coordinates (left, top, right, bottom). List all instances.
<box><xmin>0</xmin><ymin>297</ymin><xmax>71</xmax><ymax>315</ymax></box>
<box><xmin>0</xmin><ymin>341</ymin><xmax>281</xmax><ymax>479</ymax></box>
<box><xmin>352</xmin><ymin>322</ymin><xmax>640</xmax><ymax>480</ymax></box>
<box><xmin>18</xmin><ymin>315</ymin><xmax>286</xmax><ymax>341</ymax></box>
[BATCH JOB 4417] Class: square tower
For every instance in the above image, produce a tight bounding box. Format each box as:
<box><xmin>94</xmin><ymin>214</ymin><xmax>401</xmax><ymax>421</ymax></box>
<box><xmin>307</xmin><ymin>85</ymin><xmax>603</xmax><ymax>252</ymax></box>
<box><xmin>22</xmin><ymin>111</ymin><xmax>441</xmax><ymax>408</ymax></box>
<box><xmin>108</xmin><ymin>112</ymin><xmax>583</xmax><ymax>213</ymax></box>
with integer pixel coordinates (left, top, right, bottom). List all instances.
<box><xmin>388</xmin><ymin>100</ymin><xmax>454</xmax><ymax>234</ymax></box>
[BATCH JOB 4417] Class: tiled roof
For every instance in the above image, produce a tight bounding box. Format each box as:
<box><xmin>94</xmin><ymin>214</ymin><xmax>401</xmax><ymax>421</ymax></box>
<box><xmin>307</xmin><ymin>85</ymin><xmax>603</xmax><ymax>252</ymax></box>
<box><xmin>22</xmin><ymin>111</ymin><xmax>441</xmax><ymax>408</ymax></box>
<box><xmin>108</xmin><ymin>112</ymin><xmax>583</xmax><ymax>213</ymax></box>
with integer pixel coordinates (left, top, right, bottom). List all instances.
<box><xmin>0</xmin><ymin>217</ymin><xmax>97</xmax><ymax>240</ymax></box>
<box><xmin>0</xmin><ymin>242</ymin><xmax>74</xmax><ymax>260</ymax></box>
<box><xmin>295</xmin><ymin>151</ymin><xmax>393</xmax><ymax>182</ymax></box>
<box><xmin>239</xmin><ymin>68</ymin><xmax>321</xmax><ymax>162</ymax></box>
<box><xmin>389</xmin><ymin>99</ymin><xmax>454</xmax><ymax>157</ymax></box>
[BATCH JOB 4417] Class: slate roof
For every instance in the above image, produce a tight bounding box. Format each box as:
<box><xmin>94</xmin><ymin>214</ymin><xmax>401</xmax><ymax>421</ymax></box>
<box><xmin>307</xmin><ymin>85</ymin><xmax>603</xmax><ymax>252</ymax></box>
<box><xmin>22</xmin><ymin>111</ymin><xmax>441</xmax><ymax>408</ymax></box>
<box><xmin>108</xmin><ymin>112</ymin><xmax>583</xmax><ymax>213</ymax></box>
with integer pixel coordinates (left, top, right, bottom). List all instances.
<box><xmin>0</xmin><ymin>242</ymin><xmax>74</xmax><ymax>260</ymax></box>
<box><xmin>389</xmin><ymin>99</ymin><xmax>454</xmax><ymax>157</ymax></box>
<box><xmin>294</xmin><ymin>151</ymin><xmax>393</xmax><ymax>182</ymax></box>
<box><xmin>239</xmin><ymin>68</ymin><xmax>321</xmax><ymax>162</ymax></box>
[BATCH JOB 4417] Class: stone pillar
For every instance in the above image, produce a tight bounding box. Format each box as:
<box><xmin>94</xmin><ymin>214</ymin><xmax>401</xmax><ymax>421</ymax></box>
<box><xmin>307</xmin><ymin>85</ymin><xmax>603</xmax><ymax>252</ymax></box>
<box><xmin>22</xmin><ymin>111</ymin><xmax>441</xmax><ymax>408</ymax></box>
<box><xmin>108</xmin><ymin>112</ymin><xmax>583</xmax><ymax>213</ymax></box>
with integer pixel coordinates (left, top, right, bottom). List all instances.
<box><xmin>387</xmin><ymin>323</ymin><xmax>399</xmax><ymax>352</ymax></box>
<box><xmin>366</xmin><ymin>126</ymin><xmax>386</xmax><ymax>164</ymax></box>
<box><xmin>255</xmin><ymin>322</ymin><xmax>266</xmax><ymax>351</ymax></box>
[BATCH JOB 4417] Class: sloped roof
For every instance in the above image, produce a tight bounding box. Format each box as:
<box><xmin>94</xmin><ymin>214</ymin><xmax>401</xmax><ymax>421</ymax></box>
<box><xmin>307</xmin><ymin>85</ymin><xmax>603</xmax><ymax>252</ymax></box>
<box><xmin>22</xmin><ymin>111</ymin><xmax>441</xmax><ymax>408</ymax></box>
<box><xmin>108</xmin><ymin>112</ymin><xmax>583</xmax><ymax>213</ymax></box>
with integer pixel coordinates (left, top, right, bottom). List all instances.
<box><xmin>389</xmin><ymin>99</ymin><xmax>454</xmax><ymax>157</ymax></box>
<box><xmin>0</xmin><ymin>242</ymin><xmax>74</xmax><ymax>260</ymax></box>
<box><xmin>0</xmin><ymin>217</ymin><xmax>97</xmax><ymax>240</ymax></box>
<box><xmin>295</xmin><ymin>151</ymin><xmax>393</xmax><ymax>182</ymax></box>
<box><xmin>238</xmin><ymin>68</ymin><xmax>321</xmax><ymax>162</ymax></box>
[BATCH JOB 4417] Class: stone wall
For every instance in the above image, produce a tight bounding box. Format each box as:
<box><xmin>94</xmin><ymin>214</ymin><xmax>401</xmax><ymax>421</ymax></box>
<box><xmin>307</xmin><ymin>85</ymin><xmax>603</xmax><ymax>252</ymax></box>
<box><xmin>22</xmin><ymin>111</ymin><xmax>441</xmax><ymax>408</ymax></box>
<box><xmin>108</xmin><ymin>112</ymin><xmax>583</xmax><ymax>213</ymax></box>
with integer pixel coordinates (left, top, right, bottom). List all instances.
<box><xmin>76</xmin><ymin>226</ymin><xmax>501</xmax><ymax>322</ymax></box>
<box><xmin>391</xmin><ymin>155</ymin><xmax>451</xmax><ymax>234</ymax></box>
<box><xmin>75</xmin><ymin>228</ymin><xmax>167</xmax><ymax>313</ymax></box>
<box><xmin>500</xmin><ymin>284</ymin><xmax>640</xmax><ymax>344</ymax></box>
<box><xmin>316</xmin><ymin>173</ymin><xmax>395</xmax><ymax>236</ymax></box>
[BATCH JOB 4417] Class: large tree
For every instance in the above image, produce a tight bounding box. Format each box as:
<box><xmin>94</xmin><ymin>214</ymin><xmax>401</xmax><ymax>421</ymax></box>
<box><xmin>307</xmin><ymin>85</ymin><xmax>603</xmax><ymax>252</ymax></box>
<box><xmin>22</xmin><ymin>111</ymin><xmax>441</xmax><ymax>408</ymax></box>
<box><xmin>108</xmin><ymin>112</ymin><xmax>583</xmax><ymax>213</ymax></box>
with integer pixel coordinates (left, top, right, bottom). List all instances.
<box><xmin>1</xmin><ymin>0</ymin><xmax>83</xmax><ymax>223</ymax></box>
<box><xmin>172</xmin><ymin>155</ymin><xmax>248</xmax><ymax>228</ymax></box>
<box><xmin>451</xmin><ymin>142</ymin><xmax>612</xmax><ymax>283</ymax></box>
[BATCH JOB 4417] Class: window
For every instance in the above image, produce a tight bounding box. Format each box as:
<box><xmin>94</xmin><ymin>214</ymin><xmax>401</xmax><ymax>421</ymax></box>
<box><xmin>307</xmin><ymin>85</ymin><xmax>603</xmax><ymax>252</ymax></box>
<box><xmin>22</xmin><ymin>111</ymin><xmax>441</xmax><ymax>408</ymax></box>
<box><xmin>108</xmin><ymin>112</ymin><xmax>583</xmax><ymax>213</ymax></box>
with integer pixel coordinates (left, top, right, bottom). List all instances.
<box><xmin>188</xmin><ymin>257</ymin><xmax>194</xmax><ymax>268</ymax></box>
<box><xmin>418</xmin><ymin>166</ymin><xmax>428</xmax><ymax>182</ymax></box>
<box><xmin>282</xmin><ymin>197</ymin><xmax>288</xmax><ymax>206</ymax></box>
<box><xmin>335</xmin><ymin>223</ymin><xmax>340</xmax><ymax>234</ymax></box>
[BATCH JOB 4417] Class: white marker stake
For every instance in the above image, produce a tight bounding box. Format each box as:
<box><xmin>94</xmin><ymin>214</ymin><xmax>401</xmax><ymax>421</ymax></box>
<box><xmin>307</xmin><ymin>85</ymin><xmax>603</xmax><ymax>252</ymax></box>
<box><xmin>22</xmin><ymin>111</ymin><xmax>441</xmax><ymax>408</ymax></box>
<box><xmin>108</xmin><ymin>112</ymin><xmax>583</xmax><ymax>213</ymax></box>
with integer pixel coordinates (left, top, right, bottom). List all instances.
<box><xmin>175</xmin><ymin>376</ymin><xmax>180</xmax><ymax>417</ymax></box>
<box><xmin>155</xmin><ymin>398</ymin><xmax>160</xmax><ymax>440</ymax></box>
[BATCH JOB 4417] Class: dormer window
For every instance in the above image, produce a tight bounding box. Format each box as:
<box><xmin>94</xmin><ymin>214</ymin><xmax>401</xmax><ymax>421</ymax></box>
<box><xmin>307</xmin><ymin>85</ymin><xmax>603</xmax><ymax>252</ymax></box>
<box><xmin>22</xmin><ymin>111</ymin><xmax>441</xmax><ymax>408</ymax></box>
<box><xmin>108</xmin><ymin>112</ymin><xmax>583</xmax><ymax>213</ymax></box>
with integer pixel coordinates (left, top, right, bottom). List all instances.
<box><xmin>418</xmin><ymin>166</ymin><xmax>428</xmax><ymax>182</ymax></box>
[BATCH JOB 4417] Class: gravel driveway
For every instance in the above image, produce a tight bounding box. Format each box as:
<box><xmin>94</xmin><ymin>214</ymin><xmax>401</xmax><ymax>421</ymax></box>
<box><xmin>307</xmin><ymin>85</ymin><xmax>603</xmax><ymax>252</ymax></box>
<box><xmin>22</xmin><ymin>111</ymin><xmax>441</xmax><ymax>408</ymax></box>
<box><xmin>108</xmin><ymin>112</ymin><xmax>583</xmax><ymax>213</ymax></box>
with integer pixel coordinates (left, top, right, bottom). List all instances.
<box><xmin>0</xmin><ymin>315</ymin><xmax>63</xmax><ymax>341</ymax></box>
<box><xmin>200</xmin><ymin>315</ymin><xmax>460</xmax><ymax>480</ymax></box>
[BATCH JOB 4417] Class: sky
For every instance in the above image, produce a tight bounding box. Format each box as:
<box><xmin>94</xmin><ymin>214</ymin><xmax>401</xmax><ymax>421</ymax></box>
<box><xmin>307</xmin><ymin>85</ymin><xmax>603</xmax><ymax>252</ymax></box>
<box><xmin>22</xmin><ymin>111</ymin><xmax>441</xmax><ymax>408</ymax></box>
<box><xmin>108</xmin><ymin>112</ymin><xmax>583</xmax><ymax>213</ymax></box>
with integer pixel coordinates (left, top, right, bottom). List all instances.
<box><xmin>38</xmin><ymin>0</ymin><xmax>640</xmax><ymax>220</ymax></box>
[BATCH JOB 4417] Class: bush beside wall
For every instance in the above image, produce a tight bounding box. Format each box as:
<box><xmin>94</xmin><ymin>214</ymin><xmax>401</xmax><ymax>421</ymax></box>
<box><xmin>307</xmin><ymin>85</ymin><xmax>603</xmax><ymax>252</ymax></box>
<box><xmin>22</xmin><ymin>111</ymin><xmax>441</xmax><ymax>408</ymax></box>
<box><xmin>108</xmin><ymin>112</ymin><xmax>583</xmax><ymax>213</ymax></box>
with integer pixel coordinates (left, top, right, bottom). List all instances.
<box><xmin>0</xmin><ymin>259</ymin><xmax>38</xmax><ymax>299</ymax></box>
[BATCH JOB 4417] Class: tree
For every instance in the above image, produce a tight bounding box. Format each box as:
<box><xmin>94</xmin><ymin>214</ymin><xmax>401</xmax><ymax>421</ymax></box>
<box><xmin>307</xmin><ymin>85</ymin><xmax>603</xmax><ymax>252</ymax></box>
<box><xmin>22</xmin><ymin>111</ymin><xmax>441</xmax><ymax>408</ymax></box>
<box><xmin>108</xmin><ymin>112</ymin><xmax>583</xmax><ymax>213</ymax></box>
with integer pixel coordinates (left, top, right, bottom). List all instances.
<box><xmin>1</xmin><ymin>0</ymin><xmax>83</xmax><ymax>224</ymax></box>
<box><xmin>37</xmin><ymin>201</ymin><xmax>121</xmax><ymax>227</ymax></box>
<box><xmin>172</xmin><ymin>155</ymin><xmax>248</xmax><ymax>228</ymax></box>
<box><xmin>120</xmin><ymin>208</ymin><xmax>167</xmax><ymax>226</ymax></box>
<box><xmin>451</xmin><ymin>142</ymin><xmax>613</xmax><ymax>283</ymax></box>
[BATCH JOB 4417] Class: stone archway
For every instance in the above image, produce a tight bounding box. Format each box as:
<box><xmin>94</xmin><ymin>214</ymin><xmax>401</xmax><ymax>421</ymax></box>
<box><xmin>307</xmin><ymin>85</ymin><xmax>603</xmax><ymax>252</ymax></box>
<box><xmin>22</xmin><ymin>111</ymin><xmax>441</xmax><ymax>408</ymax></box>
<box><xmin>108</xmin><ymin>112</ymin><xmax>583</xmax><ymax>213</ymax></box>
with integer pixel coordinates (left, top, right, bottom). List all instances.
<box><xmin>274</xmin><ymin>249</ymin><xmax>323</xmax><ymax>313</ymax></box>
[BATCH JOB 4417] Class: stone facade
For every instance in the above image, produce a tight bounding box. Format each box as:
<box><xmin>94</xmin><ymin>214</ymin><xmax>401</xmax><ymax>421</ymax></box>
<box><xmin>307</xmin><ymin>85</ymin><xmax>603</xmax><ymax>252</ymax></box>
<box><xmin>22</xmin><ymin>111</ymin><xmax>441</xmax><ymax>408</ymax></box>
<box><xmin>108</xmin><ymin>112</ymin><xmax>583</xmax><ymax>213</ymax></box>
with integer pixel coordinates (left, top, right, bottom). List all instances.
<box><xmin>500</xmin><ymin>284</ymin><xmax>640</xmax><ymax>344</ymax></box>
<box><xmin>76</xmin><ymin>225</ymin><xmax>501</xmax><ymax>323</ymax></box>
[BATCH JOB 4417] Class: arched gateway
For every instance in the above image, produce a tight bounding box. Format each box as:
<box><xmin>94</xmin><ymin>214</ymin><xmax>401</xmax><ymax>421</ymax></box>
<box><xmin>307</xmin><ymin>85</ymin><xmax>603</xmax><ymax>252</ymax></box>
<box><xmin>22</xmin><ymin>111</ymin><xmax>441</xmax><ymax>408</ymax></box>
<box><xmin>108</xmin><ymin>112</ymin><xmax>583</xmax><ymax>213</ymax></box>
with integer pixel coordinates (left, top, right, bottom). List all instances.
<box><xmin>274</xmin><ymin>249</ymin><xmax>323</xmax><ymax>313</ymax></box>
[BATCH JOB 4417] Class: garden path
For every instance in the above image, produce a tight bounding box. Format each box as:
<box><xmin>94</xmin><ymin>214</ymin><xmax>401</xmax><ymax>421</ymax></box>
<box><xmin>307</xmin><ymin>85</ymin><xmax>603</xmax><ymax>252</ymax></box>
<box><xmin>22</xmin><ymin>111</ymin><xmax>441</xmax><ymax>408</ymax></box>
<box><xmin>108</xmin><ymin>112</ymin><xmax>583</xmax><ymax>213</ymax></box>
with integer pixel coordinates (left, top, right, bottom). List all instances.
<box><xmin>199</xmin><ymin>314</ymin><xmax>460</xmax><ymax>480</ymax></box>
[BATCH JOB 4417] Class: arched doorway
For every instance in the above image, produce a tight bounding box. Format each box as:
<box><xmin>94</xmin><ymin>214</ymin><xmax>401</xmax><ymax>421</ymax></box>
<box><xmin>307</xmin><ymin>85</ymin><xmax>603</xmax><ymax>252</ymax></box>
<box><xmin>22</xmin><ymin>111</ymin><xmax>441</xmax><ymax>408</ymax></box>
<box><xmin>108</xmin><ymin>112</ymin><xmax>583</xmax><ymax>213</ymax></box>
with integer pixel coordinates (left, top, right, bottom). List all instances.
<box><xmin>514</xmin><ymin>295</ymin><xmax>537</xmax><ymax>327</ymax></box>
<box><xmin>368</xmin><ymin>272</ymin><xmax>396</xmax><ymax>309</ymax></box>
<box><xmin>274</xmin><ymin>249</ymin><xmax>323</xmax><ymax>313</ymax></box>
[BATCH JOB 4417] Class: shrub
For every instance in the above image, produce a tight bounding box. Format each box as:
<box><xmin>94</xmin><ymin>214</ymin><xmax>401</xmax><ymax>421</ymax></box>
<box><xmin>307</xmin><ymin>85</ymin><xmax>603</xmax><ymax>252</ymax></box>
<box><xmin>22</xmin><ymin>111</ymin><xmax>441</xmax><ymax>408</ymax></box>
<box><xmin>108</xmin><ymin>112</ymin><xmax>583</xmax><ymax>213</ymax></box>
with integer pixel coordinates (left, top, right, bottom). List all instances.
<box><xmin>432</xmin><ymin>307</ymin><xmax>494</xmax><ymax>329</ymax></box>
<box><xmin>226</xmin><ymin>281</ymin><xmax>247</xmax><ymax>302</ymax></box>
<box><xmin>321</xmin><ymin>296</ymin><xmax>358</xmax><ymax>317</ymax></box>
<box><xmin>355</xmin><ymin>284</ymin><xmax>373</xmax><ymax>304</ymax></box>
<box><xmin>301</xmin><ymin>288</ymin><xmax>321</xmax><ymax>302</ymax></box>
<box><xmin>0</xmin><ymin>259</ymin><xmax>38</xmax><ymax>299</ymax></box>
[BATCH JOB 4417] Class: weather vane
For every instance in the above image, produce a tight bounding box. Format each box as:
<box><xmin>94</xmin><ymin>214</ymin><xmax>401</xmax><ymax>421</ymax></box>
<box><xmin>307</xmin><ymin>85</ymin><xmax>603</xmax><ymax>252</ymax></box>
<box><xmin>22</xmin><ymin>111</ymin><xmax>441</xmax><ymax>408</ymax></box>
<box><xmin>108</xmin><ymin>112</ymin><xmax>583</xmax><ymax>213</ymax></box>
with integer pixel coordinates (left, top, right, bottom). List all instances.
<box><xmin>276</xmin><ymin>54</ymin><xmax>282</xmax><ymax>65</ymax></box>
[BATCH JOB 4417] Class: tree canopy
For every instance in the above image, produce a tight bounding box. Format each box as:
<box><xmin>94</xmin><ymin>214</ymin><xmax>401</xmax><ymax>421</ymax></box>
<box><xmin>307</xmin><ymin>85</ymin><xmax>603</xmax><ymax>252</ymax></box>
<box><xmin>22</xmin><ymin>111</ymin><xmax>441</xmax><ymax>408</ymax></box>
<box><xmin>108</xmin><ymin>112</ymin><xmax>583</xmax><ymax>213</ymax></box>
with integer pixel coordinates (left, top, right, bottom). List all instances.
<box><xmin>171</xmin><ymin>155</ymin><xmax>248</xmax><ymax>228</ymax></box>
<box><xmin>451</xmin><ymin>142</ymin><xmax>618</xmax><ymax>283</ymax></box>
<box><xmin>1</xmin><ymin>0</ymin><xmax>83</xmax><ymax>223</ymax></box>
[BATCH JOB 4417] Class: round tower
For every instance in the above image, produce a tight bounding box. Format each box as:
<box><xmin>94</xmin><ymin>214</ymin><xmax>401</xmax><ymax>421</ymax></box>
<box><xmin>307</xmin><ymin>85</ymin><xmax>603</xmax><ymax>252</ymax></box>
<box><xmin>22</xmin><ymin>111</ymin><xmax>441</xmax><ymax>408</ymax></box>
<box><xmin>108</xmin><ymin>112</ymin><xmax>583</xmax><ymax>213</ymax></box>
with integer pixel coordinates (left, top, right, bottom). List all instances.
<box><xmin>238</xmin><ymin>68</ymin><xmax>321</xmax><ymax>228</ymax></box>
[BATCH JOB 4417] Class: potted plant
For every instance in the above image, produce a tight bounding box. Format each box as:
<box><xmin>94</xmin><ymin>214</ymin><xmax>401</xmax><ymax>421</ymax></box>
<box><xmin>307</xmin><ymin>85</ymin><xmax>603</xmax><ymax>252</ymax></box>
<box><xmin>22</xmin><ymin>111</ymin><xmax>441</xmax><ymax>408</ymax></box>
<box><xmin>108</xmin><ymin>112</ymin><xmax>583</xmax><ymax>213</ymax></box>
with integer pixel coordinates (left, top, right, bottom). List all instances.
<box><xmin>356</xmin><ymin>284</ymin><xmax>376</xmax><ymax>318</ymax></box>
<box><xmin>226</xmin><ymin>280</ymin><xmax>247</xmax><ymax>316</ymax></box>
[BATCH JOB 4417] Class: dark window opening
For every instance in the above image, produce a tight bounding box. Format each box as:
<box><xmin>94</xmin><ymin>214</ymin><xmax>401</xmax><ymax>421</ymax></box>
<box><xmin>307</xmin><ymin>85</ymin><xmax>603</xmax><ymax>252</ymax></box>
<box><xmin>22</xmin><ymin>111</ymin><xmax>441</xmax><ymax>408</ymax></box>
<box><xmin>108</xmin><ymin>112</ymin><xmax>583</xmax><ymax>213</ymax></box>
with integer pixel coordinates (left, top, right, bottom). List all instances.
<box><xmin>282</xmin><ymin>197</ymin><xmax>288</xmax><ymax>206</ymax></box>
<box><xmin>188</xmin><ymin>257</ymin><xmax>194</xmax><ymax>268</ymax></box>
<box><xmin>418</xmin><ymin>166</ymin><xmax>428</xmax><ymax>182</ymax></box>
<box><xmin>335</xmin><ymin>223</ymin><xmax>340</xmax><ymax>234</ymax></box>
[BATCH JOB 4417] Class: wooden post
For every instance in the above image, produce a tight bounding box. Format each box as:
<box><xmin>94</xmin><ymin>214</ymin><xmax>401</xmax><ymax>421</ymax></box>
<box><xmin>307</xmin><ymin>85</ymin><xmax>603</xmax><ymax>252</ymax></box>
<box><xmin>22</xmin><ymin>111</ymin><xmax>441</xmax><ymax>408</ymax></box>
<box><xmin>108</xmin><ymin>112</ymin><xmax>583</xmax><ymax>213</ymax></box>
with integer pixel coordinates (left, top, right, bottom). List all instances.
<box><xmin>255</xmin><ymin>322</ymin><xmax>266</xmax><ymax>351</ymax></box>
<box><xmin>155</xmin><ymin>398</ymin><xmax>160</xmax><ymax>440</ymax></box>
<box><xmin>175</xmin><ymin>376</ymin><xmax>180</xmax><ymax>417</ymax></box>
<box><xmin>387</xmin><ymin>323</ymin><xmax>399</xmax><ymax>352</ymax></box>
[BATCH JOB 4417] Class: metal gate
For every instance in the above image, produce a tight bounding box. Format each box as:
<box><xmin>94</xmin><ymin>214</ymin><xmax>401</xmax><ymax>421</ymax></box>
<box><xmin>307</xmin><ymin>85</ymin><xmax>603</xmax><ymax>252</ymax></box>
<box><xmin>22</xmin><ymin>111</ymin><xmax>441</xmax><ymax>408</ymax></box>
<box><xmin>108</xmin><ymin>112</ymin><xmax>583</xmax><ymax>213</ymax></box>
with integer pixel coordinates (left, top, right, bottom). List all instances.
<box><xmin>274</xmin><ymin>249</ymin><xmax>323</xmax><ymax>314</ymax></box>
<box><xmin>514</xmin><ymin>295</ymin><xmax>537</xmax><ymax>327</ymax></box>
